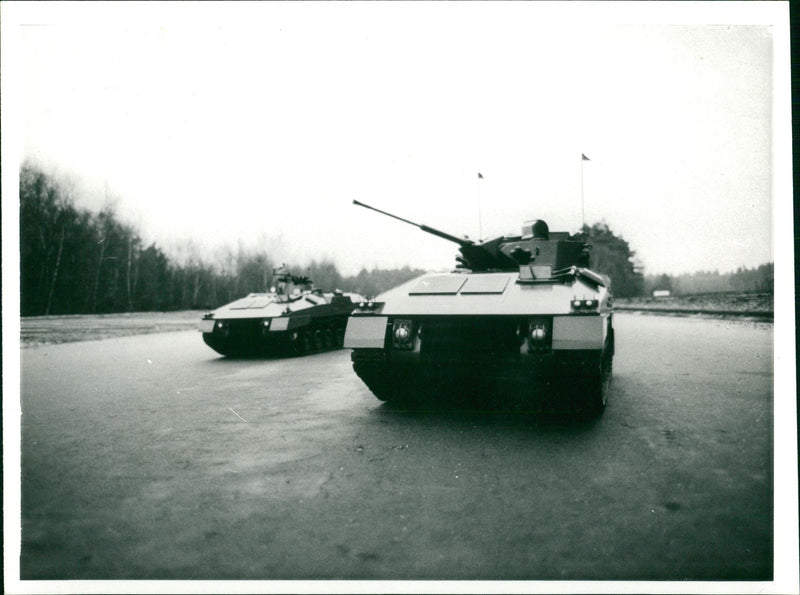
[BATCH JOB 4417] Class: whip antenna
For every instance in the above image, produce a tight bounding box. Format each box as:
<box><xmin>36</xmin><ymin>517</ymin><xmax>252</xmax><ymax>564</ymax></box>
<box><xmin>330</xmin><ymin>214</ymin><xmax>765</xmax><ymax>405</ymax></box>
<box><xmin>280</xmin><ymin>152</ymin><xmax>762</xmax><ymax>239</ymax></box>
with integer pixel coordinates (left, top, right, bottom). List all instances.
<box><xmin>580</xmin><ymin>154</ymin><xmax>590</xmax><ymax>238</ymax></box>
<box><xmin>477</xmin><ymin>172</ymin><xmax>484</xmax><ymax>240</ymax></box>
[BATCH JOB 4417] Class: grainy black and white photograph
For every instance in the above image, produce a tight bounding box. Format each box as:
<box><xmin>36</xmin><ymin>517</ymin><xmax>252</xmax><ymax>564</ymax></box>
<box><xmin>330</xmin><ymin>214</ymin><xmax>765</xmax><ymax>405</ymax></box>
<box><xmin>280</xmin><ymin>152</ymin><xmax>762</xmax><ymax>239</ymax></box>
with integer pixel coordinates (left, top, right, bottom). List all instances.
<box><xmin>2</xmin><ymin>1</ymin><xmax>796</xmax><ymax>594</ymax></box>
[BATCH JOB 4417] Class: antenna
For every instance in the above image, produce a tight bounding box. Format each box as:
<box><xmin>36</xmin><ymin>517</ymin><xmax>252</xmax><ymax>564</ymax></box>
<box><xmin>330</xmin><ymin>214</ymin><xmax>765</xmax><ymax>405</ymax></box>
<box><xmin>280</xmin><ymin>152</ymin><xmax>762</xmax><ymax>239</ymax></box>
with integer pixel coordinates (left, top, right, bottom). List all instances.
<box><xmin>580</xmin><ymin>154</ymin><xmax>590</xmax><ymax>238</ymax></box>
<box><xmin>476</xmin><ymin>172</ymin><xmax>484</xmax><ymax>240</ymax></box>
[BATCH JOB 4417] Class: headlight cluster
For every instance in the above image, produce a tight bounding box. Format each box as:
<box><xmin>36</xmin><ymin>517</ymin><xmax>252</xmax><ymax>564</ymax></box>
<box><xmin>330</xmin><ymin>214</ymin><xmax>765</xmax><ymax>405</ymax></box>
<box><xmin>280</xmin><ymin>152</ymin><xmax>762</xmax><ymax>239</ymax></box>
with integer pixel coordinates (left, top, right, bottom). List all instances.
<box><xmin>215</xmin><ymin>320</ymin><xmax>229</xmax><ymax>338</ymax></box>
<box><xmin>571</xmin><ymin>298</ymin><xmax>599</xmax><ymax>311</ymax></box>
<box><xmin>527</xmin><ymin>318</ymin><xmax>551</xmax><ymax>352</ymax></box>
<box><xmin>392</xmin><ymin>319</ymin><xmax>416</xmax><ymax>350</ymax></box>
<box><xmin>357</xmin><ymin>299</ymin><xmax>382</xmax><ymax>311</ymax></box>
<box><xmin>261</xmin><ymin>318</ymin><xmax>271</xmax><ymax>335</ymax></box>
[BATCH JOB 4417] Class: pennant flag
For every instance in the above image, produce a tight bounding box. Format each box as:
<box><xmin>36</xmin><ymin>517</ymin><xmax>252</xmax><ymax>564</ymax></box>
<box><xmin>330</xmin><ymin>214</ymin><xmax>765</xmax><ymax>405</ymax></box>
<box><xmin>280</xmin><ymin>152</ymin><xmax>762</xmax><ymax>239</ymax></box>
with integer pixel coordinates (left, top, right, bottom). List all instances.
<box><xmin>477</xmin><ymin>172</ymin><xmax>484</xmax><ymax>179</ymax></box>
<box><xmin>581</xmin><ymin>154</ymin><xmax>590</xmax><ymax>161</ymax></box>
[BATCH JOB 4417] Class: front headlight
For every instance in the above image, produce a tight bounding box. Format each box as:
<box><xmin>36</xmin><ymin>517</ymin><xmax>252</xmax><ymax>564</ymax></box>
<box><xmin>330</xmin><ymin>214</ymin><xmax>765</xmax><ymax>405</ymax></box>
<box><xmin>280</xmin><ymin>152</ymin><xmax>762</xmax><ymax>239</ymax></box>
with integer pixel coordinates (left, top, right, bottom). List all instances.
<box><xmin>392</xmin><ymin>319</ymin><xmax>415</xmax><ymax>350</ymax></box>
<box><xmin>526</xmin><ymin>318</ymin><xmax>551</xmax><ymax>352</ymax></box>
<box><xmin>530</xmin><ymin>327</ymin><xmax>547</xmax><ymax>342</ymax></box>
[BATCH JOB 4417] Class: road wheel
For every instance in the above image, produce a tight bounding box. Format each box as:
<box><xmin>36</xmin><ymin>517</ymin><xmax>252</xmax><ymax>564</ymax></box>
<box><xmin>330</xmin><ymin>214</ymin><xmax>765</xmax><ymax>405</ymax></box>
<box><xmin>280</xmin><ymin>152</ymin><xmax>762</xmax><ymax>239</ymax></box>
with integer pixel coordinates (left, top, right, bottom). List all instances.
<box><xmin>302</xmin><ymin>331</ymin><xmax>314</xmax><ymax>353</ymax></box>
<box><xmin>313</xmin><ymin>329</ymin><xmax>324</xmax><ymax>351</ymax></box>
<box><xmin>323</xmin><ymin>328</ymin><xmax>334</xmax><ymax>349</ymax></box>
<box><xmin>289</xmin><ymin>331</ymin><xmax>304</xmax><ymax>355</ymax></box>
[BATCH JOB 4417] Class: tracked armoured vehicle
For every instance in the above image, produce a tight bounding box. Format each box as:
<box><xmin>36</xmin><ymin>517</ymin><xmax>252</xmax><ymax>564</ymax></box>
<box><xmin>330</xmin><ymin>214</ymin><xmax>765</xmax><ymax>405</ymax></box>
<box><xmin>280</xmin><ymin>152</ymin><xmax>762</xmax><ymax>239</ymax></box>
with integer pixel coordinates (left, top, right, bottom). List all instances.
<box><xmin>201</xmin><ymin>266</ymin><xmax>364</xmax><ymax>357</ymax></box>
<box><xmin>344</xmin><ymin>201</ymin><xmax>614</xmax><ymax>415</ymax></box>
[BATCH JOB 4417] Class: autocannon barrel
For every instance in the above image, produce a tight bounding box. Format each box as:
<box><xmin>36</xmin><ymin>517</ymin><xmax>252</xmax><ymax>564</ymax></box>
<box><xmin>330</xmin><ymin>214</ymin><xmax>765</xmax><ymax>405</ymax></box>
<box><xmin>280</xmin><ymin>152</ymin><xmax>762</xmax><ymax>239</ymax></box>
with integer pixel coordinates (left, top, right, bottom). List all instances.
<box><xmin>353</xmin><ymin>200</ymin><xmax>473</xmax><ymax>247</ymax></box>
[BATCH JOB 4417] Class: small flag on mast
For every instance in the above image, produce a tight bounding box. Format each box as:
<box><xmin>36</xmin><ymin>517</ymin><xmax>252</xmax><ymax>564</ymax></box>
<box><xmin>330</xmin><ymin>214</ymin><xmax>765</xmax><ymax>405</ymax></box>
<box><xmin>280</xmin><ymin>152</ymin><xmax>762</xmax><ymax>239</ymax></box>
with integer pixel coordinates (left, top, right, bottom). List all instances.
<box><xmin>581</xmin><ymin>154</ymin><xmax>590</xmax><ymax>161</ymax></box>
<box><xmin>477</xmin><ymin>172</ymin><xmax>484</xmax><ymax>179</ymax></box>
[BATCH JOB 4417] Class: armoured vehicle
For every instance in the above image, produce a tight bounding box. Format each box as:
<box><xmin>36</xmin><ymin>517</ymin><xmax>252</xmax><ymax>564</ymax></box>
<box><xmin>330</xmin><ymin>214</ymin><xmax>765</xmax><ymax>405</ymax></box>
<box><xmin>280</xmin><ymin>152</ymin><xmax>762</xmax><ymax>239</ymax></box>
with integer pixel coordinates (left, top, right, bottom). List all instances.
<box><xmin>201</xmin><ymin>266</ymin><xmax>364</xmax><ymax>357</ymax></box>
<box><xmin>344</xmin><ymin>200</ymin><xmax>614</xmax><ymax>415</ymax></box>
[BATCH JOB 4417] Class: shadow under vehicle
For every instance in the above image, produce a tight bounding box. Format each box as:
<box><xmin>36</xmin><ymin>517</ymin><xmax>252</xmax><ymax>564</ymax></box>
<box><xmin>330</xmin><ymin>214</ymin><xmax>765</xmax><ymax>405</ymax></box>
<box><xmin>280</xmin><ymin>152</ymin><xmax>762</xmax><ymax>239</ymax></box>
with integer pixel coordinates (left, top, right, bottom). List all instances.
<box><xmin>344</xmin><ymin>201</ymin><xmax>614</xmax><ymax>417</ymax></box>
<box><xmin>201</xmin><ymin>266</ymin><xmax>364</xmax><ymax>357</ymax></box>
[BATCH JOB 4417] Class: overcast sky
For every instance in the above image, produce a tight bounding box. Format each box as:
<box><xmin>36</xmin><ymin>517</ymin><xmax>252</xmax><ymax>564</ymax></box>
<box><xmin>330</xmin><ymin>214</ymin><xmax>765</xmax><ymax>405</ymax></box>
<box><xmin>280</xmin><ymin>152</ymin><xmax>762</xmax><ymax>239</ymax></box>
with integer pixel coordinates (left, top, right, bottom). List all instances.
<box><xmin>7</xmin><ymin>1</ymin><xmax>790</xmax><ymax>277</ymax></box>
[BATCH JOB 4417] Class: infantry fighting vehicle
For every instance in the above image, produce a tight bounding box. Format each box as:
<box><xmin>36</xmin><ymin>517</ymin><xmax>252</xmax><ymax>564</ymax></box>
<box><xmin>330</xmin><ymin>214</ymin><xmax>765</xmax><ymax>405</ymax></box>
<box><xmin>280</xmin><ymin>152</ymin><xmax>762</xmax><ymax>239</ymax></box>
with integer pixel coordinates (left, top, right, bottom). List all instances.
<box><xmin>344</xmin><ymin>201</ymin><xmax>614</xmax><ymax>415</ymax></box>
<box><xmin>201</xmin><ymin>266</ymin><xmax>364</xmax><ymax>357</ymax></box>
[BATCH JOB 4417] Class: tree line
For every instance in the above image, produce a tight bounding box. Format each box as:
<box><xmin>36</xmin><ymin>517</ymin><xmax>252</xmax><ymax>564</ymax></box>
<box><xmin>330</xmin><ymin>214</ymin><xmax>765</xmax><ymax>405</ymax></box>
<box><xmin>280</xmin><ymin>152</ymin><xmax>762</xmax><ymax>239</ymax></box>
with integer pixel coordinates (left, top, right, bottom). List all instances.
<box><xmin>645</xmin><ymin>264</ymin><xmax>773</xmax><ymax>296</ymax></box>
<box><xmin>577</xmin><ymin>222</ymin><xmax>644</xmax><ymax>298</ymax></box>
<box><xmin>19</xmin><ymin>163</ymin><xmax>425</xmax><ymax>317</ymax></box>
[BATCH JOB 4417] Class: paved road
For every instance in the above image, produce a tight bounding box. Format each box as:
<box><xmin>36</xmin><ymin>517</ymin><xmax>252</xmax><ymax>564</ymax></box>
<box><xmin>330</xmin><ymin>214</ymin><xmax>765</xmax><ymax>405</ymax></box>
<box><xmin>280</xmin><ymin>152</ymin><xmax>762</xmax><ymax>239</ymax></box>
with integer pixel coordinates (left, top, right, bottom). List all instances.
<box><xmin>17</xmin><ymin>313</ymin><xmax>773</xmax><ymax>581</ymax></box>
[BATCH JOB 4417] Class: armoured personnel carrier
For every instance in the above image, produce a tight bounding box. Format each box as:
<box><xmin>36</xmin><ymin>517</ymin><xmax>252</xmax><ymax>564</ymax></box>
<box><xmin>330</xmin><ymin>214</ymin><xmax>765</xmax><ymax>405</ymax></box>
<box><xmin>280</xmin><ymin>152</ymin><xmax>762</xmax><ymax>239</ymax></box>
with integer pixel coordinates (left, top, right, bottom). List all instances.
<box><xmin>344</xmin><ymin>201</ymin><xmax>614</xmax><ymax>415</ymax></box>
<box><xmin>201</xmin><ymin>266</ymin><xmax>364</xmax><ymax>357</ymax></box>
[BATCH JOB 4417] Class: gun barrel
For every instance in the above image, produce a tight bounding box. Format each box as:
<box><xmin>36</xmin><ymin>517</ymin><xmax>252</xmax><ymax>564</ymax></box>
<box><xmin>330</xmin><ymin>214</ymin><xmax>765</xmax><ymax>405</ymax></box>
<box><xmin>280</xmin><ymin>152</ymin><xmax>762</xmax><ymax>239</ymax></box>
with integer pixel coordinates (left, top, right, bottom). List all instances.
<box><xmin>352</xmin><ymin>200</ymin><xmax>473</xmax><ymax>247</ymax></box>
<box><xmin>352</xmin><ymin>200</ymin><xmax>421</xmax><ymax>229</ymax></box>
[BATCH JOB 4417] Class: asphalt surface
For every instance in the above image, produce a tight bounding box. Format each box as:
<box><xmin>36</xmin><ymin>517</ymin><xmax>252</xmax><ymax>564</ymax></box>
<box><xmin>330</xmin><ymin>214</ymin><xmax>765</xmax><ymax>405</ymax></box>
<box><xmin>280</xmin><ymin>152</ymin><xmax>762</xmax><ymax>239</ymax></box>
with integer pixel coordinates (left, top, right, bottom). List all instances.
<box><xmin>17</xmin><ymin>313</ymin><xmax>774</xmax><ymax>582</ymax></box>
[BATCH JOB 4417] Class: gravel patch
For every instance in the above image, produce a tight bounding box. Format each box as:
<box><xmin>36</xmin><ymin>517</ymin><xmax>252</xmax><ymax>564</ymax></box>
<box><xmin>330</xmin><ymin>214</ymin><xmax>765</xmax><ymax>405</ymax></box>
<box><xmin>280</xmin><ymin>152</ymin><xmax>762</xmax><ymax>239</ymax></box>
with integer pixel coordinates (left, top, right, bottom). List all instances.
<box><xmin>614</xmin><ymin>293</ymin><xmax>773</xmax><ymax>321</ymax></box>
<box><xmin>20</xmin><ymin>311</ymin><xmax>206</xmax><ymax>347</ymax></box>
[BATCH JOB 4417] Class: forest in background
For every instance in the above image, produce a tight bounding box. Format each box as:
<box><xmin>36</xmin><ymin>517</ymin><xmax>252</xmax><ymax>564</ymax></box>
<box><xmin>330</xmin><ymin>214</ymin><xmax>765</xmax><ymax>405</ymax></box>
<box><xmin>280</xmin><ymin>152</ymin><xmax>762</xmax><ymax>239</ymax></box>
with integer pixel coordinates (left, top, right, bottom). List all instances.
<box><xmin>18</xmin><ymin>163</ymin><xmax>772</xmax><ymax>317</ymax></box>
<box><xmin>644</xmin><ymin>265</ymin><xmax>774</xmax><ymax>296</ymax></box>
<box><xmin>19</xmin><ymin>163</ymin><xmax>425</xmax><ymax>316</ymax></box>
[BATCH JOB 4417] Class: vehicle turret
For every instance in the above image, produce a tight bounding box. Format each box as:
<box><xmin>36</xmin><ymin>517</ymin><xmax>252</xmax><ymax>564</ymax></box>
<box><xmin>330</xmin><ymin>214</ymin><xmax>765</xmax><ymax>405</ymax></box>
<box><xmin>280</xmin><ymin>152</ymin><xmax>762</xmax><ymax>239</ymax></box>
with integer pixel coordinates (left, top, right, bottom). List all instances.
<box><xmin>352</xmin><ymin>200</ymin><xmax>592</xmax><ymax>277</ymax></box>
<box><xmin>271</xmin><ymin>265</ymin><xmax>315</xmax><ymax>301</ymax></box>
